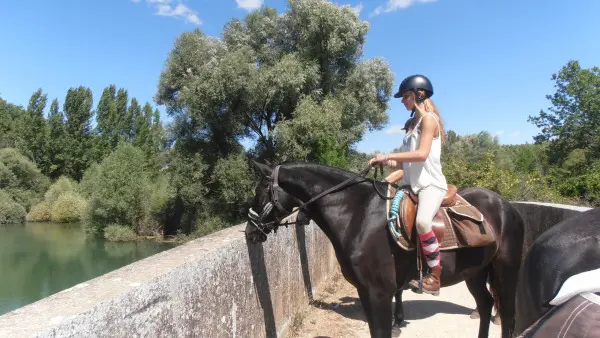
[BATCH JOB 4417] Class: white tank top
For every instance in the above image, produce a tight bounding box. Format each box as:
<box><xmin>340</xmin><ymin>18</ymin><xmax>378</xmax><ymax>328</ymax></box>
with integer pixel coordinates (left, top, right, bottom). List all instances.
<box><xmin>401</xmin><ymin>112</ymin><xmax>448</xmax><ymax>194</ymax></box>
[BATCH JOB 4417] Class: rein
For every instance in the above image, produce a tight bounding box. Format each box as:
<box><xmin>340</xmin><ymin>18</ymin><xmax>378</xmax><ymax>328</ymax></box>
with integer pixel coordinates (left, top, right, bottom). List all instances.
<box><xmin>248</xmin><ymin>163</ymin><xmax>396</xmax><ymax>235</ymax></box>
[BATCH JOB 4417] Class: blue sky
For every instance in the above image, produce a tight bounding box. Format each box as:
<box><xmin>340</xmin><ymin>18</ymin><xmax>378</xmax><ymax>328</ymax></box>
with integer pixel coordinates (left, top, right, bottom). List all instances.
<box><xmin>1</xmin><ymin>0</ymin><xmax>599</xmax><ymax>154</ymax></box>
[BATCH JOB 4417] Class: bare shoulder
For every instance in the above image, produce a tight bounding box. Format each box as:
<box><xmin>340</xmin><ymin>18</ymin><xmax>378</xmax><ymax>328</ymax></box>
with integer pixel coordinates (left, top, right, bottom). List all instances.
<box><xmin>420</xmin><ymin>114</ymin><xmax>437</xmax><ymax>130</ymax></box>
<box><xmin>419</xmin><ymin>113</ymin><xmax>440</xmax><ymax>137</ymax></box>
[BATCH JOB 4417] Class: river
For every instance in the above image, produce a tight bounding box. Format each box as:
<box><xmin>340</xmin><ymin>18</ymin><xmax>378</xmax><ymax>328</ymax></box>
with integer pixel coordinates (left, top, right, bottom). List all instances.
<box><xmin>0</xmin><ymin>222</ymin><xmax>175</xmax><ymax>316</ymax></box>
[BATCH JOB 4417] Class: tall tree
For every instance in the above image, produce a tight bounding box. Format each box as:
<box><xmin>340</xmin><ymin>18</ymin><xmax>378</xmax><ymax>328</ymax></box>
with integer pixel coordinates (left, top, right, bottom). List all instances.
<box><xmin>47</xmin><ymin>99</ymin><xmax>66</xmax><ymax>179</ymax></box>
<box><xmin>63</xmin><ymin>86</ymin><xmax>94</xmax><ymax>181</ymax></box>
<box><xmin>529</xmin><ymin>60</ymin><xmax>600</xmax><ymax>165</ymax></box>
<box><xmin>114</xmin><ymin>88</ymin><xmax>129</xmax><ymax>146</ymax></box>
<box><xmin>126</xmin><ymin>98</ymin><xmax>141</xmax><ymax>141</ymax></box>
<box><xmin>0</xmin><ymin>98</ymin><xmax>26</xmax><ymax>149</ymax></box>
<box><xmin>95</xmin><ymin>85</ymin><xmax>118</xmax><ymax>160</ymax></box>
<box><xmin>156</xmin><ymin>0</ymin><xmax>393</xmax><ymax>165</ymax></box>
<box><xmin>155</xmin><ymin>0</ymin><xmax>394</xmax><ymax>229</ymax></box>
<box><xmin>135</xmin><ymin>102</ymin><xmax>153</xmax><ymax>150</ymax></box>
<box><xmin>23</xmin><ymin>89</ymin><xmax>49</xmax><ymax>172</ymax></box>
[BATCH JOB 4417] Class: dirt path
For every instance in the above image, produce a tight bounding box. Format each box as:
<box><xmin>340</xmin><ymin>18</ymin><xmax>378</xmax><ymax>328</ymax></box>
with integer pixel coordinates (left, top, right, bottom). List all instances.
<box><xmin>286</xmin><ymin>272</ymin><xmax>502</xmax><ymax>338</ymax></box>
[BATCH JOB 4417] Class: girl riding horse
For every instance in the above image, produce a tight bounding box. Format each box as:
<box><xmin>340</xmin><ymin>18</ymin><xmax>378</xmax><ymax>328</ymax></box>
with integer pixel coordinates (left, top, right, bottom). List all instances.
<box><xmin>368</xmin><ymin>74</ymin><xmax>448</xmax><ymax>295</ymax></box>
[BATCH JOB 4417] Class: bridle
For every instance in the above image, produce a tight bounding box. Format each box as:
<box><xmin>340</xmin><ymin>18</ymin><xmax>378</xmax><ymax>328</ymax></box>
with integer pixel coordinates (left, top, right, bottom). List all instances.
<box><xmin>247</xmin><ymin>164</ymin><xmax>395</xmax><ymax>236</ymax></box>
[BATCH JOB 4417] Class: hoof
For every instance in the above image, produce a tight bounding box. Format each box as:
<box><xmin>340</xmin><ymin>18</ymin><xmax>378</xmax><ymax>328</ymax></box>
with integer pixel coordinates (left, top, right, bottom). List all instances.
<box><xmin>393</xmin><ymin>319</ymin><xmax>407</xmax><ymax>329</ymax></box>
<box><xmin>392</xmin><ymin>326</ymin><xmax>402</xmax><ymax>337</ymax></box>
<box><xmin>470</xmin><ymin>309</ymin><xmax>480</xmax><ymax>319</ymax></box>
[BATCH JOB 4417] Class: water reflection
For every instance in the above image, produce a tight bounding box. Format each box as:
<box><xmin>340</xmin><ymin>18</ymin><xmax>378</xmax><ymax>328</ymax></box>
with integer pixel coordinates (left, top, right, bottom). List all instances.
<box><xmin>0</xmin><ymin>222</ymin><xmax>175</xmax><ymax>316</ymax></box>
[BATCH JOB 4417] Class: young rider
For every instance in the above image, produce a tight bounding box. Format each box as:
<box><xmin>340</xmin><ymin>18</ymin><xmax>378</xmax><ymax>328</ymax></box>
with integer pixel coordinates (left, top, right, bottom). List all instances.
<box><xmin>368</xmin><ymin>74</ymin><xmax>448</xmax><ymax>295</ymax></box>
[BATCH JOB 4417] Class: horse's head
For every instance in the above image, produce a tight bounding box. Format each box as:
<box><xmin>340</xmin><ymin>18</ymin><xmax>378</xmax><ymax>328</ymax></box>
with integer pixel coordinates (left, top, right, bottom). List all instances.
<box><xmin>245</xmin><ymin>161</ymin><xmax>305</xmax><ymax>244</ymax></box>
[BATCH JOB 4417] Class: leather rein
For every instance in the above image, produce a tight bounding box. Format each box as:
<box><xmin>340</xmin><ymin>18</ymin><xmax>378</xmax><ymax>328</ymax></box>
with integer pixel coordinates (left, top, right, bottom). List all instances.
<box><xmin>247</xmin><ymin>164</ymin><xmax>397</xmax><ymax>236</ymax></box>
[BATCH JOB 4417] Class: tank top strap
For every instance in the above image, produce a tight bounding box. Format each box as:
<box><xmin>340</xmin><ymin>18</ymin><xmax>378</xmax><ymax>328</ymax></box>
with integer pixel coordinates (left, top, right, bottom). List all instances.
<box><xmin>415</xmin><ymin>112</ymin><xmax>441</xmax><ymax>133</ymax></box>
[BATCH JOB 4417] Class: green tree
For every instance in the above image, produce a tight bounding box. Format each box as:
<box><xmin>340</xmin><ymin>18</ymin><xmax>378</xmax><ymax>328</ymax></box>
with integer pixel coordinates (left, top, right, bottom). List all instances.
<box><xmin>0</xmin><ymin>148</ymin><xmax>49</xmax><ymax>211</ymax></box>
<box><xmin>95</xmin><ymin>85</ymin><xmax>118</xmax><ymax>160</ymax></box>
<box><xmin>47</xmin><ymin>99</ymin><xmax>67</xmax><ymax>179</ymax></box>
<box><xmin>135</xmin><ymin>102</ymin><xmax>152</xmax><ymax>149</ymax></box>
<box><xmin>23</xmin><ymin>89</ymin><xmax>49</xmax><ymax>173</ymax></box>
<box><xmin>80</xmin><ymin>143</ymin><xmax>166</xmax><ymax>236</ymax></box>
<box><xmin>126</xmin><ymin>98</ymin><xmax>141</xmax><ymax>141</ymax></box>
<box><xmin>529</xmin><ymin>60</ymin><xmax>600</xmax><ymax>165</ymax></box>
<box><xmin>154</xmin><ymin>0</ymin><xmax>394</xmax><ymax>232</ymax></box>
<box><xmin>156</xmin><ymin>0</ymin><xmax>392</xmax><ymax>164</ymax></box>
<box><xmin>0</xmin><ymin>98</ymin><xmax>26</xmax><ymax>149</ymax></box>
<box><xmin>114</xmin><ymin>88</ymin><xmax>129</xmax><ymax>146</ymax></box>
<box><xmin>63</xmin><ymin>86</ymin><xmax>94</xmax><ymax>181</ymax></box>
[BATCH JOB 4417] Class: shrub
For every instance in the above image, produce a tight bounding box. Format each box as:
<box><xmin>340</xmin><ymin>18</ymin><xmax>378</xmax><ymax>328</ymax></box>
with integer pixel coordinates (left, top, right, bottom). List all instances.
<box><xmin>80</xmin><ymin>143</ymin><xmax>158</xmax><ymax>235</ymax></box>
<box><xmin>26</xmin><ymin>201</ymin><xmax>52</xmax><ymax>221</ymax></box>
<box><xmin>50</xmin><ymin>191</ymin><xmax>87</xmax><ymax>223</ymax></box>
<box><xmin>104</xmin><ymin>224</ymin><xmax>137</xmax><ymax>242</ymax></box>
<box><xmin>27</xmin><ymin>176</ymin><xmax>86</xmax><ymax>223</ymax></box>
<box><xmin>44</xmin><ymin>176</ymin><xmax>79</xmax><ymax>205</ymax></box>
<box><xmin>0</xmin><ymin>148</ymin><xmax>49</xmax><ymax>210</ymax></box>
<box><xmin>0</xmin><ymin>189</ymin><xmax>26</xmax><ymax>224</ymax></box>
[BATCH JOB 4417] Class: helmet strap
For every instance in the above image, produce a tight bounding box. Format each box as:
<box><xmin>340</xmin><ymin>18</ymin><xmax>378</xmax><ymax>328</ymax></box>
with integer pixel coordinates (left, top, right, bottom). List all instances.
<box><xmin>415</xmin><ymin>90</ymin><xmax>427</xmax><ymax>104</ymax></box>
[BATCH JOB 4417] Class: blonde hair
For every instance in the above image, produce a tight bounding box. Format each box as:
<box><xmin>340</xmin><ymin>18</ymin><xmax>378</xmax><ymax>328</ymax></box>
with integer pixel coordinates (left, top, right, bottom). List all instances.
<box><xmin>420</xmin><ymin>92</ymin><xmax>446</xmax><ymax>145</ymax></box>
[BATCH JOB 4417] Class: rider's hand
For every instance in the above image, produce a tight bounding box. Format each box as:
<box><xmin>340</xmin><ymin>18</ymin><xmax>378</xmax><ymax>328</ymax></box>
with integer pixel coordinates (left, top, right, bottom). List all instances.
<box><xmin>368</xmin><ymin>153</ymin><xmax>387</xmax><ymax>166</ymax></box>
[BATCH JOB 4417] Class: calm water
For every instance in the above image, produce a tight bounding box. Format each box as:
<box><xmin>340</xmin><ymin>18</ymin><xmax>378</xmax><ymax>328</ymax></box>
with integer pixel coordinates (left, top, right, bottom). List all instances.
<box><xmin>0</xmin><ymin>222</ymin><xmax>175</xmax><ymax>316</ymax></box>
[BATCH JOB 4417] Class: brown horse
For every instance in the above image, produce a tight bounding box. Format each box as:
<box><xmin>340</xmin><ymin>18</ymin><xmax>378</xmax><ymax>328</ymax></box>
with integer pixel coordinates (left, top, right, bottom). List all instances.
<box><xmin>245</xmin><ymin>162</ymin><xmax>525</xmax><ymax>338</ymax></box>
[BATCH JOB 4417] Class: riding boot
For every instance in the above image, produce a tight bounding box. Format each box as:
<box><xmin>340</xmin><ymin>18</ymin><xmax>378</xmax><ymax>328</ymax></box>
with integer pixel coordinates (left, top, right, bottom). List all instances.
<box><xmin>408</xmin><ymin>264</ymin><xmax>442</xmax><ymax>296</ymax></box>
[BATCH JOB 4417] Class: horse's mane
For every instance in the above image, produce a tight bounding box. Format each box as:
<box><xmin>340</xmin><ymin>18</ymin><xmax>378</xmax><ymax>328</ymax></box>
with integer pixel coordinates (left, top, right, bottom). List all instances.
<box><xmin>278</xmin><ymin>161</ymin><xmax>379</xmax><ymax>184</ymax></box>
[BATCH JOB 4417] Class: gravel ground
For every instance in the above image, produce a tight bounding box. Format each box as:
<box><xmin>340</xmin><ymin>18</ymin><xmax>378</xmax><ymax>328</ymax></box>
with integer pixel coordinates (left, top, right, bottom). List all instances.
<box><xmin>286</xmin><ymin>271</ymin><xmax>502</xmax><ymax>338</ymax></box>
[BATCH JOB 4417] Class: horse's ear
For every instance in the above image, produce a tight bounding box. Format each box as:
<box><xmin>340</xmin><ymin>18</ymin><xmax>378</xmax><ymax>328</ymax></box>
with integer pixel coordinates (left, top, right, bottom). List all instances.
<box><xmin>250</xmin><ymin>159</ymin><xmax>272</xmax><ymax>178</ymax></box>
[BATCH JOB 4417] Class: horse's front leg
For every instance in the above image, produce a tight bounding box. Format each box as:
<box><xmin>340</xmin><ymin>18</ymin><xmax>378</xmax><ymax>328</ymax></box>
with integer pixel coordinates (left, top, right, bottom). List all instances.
<box><xmin>393</xmin><ymin>289</ymin><xmax>405</xmax><ymax>328</ymax></box>
<box><xmin>358</xmin><ymin>287</ymin><xmax>395</xmax><ymax>338</ymax></box>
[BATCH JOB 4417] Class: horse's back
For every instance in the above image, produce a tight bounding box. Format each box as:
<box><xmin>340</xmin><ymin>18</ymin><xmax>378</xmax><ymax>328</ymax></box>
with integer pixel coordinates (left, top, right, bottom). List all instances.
<box><xmin>456</xmin><ymin>186</ymin><xmax>525</xmax><ymax>238</ymax></box>
<box><xmin>515</xmin><ymin>207</ymin><xmax>600</xmax><ymax>334</ymax></box>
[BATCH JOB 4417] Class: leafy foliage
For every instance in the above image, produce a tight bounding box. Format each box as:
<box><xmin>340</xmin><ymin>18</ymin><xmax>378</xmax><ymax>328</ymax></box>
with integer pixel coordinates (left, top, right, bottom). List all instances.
<box><xmin>80</xmin><ymin>143</ymin><xmax>163</xmax><ymax>235</ymax></box>
<box><xmin>0</xmin><ymin>189</ymin><xmax>26</xmax><ymax>225</ymax></box>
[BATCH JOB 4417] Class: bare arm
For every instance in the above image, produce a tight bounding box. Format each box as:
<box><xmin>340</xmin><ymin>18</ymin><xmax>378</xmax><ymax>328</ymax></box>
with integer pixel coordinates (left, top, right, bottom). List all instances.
<box><xmin>385</xmin><ymin>168</ymin><xmax>405</xmax><ymax>184</ymax></box>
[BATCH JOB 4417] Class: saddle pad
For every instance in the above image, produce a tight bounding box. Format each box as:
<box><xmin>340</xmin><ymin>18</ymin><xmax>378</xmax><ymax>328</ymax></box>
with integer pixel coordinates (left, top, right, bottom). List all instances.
<box><xmin>386</xmin><ymin>184</ymin><xmax>495</xmax><ymax>252</ymax></box>
<box><xmin>550</xmin><ymin>268</ymin><xmax>600</xmax><ymax>306</ymax></box>
<box><xmin>517</xmin><ymin>293</ymin><xmax>600</xmax><ymax>338</ymax></box>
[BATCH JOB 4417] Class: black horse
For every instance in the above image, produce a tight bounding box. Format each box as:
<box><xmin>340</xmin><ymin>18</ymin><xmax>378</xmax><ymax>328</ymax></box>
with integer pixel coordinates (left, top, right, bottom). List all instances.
<box><xmin>245</xmin><ymin>162</ymin><xmax>525</xmax><ymax>338</ymax></box>
<box><xmin>514</xmin><ymin>207</ymin><xmax>600</xmax><ymax>336</ymax></box>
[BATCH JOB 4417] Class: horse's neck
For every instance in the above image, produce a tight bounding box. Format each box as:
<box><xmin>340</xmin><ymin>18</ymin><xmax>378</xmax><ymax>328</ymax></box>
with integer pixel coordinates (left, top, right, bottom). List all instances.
<box><xmin>278</xmin><ymin>165</ymin><xmax>367</xmax><ymax>240</ymax></box>
<box><xmin>278</xmin><ymin>165</ymin><xmax>357</xmax><ymax>202</ymax></box>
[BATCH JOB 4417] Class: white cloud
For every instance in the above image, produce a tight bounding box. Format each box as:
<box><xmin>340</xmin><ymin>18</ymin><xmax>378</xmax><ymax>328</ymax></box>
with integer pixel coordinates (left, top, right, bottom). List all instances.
<box><xmin>492</xmin><ymin>130</ymin><xmax>505</xmax><ymax>137</ymax></box>
<box><xmin>385</xmin><ymin>125</ymin><xmax>407</xmax><ymax>135</ymax></box>
<box><xmin>509</xmin><ymin>131</ymin><xmax>521</xmax><ymax>137</ymax></box>
<box><xmin>351</xmin><ymin>3</ymin><xmax>364</xmax><ymax>16</ymax></box>
<box><xmin>371</xmin><ymin>0</ymin><xmax>439</xmax><ymax>17</ymax></box>
<box><xmin>235</xmin><ymin>0</ymin><xmax>264</xmax><ymax>11</ymax></box>
<box><xmin>132</xmin><ymin>0</ymin><xmax>201</xmax><ymax>25</ymax></box>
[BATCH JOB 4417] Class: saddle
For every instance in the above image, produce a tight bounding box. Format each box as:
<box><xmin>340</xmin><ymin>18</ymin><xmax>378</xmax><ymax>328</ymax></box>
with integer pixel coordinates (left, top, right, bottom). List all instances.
<box><xmin>517</xmin><ymin>292</ymin><xmax>600</xmax><ymax>337</ymax></box>
<box><xmin>387</xmin><ymin>184</ymin><xmax>496</xmax><ymax>251</ymax></box>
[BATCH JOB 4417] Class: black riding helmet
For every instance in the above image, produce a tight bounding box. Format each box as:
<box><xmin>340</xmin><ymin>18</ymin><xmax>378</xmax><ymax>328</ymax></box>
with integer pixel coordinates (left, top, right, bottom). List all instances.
<box><xmin>393</xmin><ymin>74</ymin><xmax>434</xmax><ymax>103</ymax></box>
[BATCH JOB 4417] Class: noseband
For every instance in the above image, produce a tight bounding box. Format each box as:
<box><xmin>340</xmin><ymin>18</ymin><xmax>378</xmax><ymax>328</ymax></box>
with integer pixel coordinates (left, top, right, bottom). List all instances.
<box><xmin>247</xmin><ymin>165</ymin><xmax>295</xmax><ymax>235</ymax></box>
<box><xmin>247</xmin><ymin>164</ymin><xmax>394</xmax><ymax>235</ymax></box>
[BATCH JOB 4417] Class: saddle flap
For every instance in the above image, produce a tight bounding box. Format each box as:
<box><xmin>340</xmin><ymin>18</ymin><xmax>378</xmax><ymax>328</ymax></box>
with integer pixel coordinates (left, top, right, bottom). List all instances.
<box><xmin>446</xmin><ymin>204</ymin><xmax>484</xmax><ymax>223</ymax></box>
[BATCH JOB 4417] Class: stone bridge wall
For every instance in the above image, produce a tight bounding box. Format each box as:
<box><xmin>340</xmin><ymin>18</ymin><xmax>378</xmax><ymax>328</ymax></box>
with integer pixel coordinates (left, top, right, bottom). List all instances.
<box><xmin>0</xmin><ymin>202</ymin><xmax>592</xmax><ymax>338</ymax></box>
